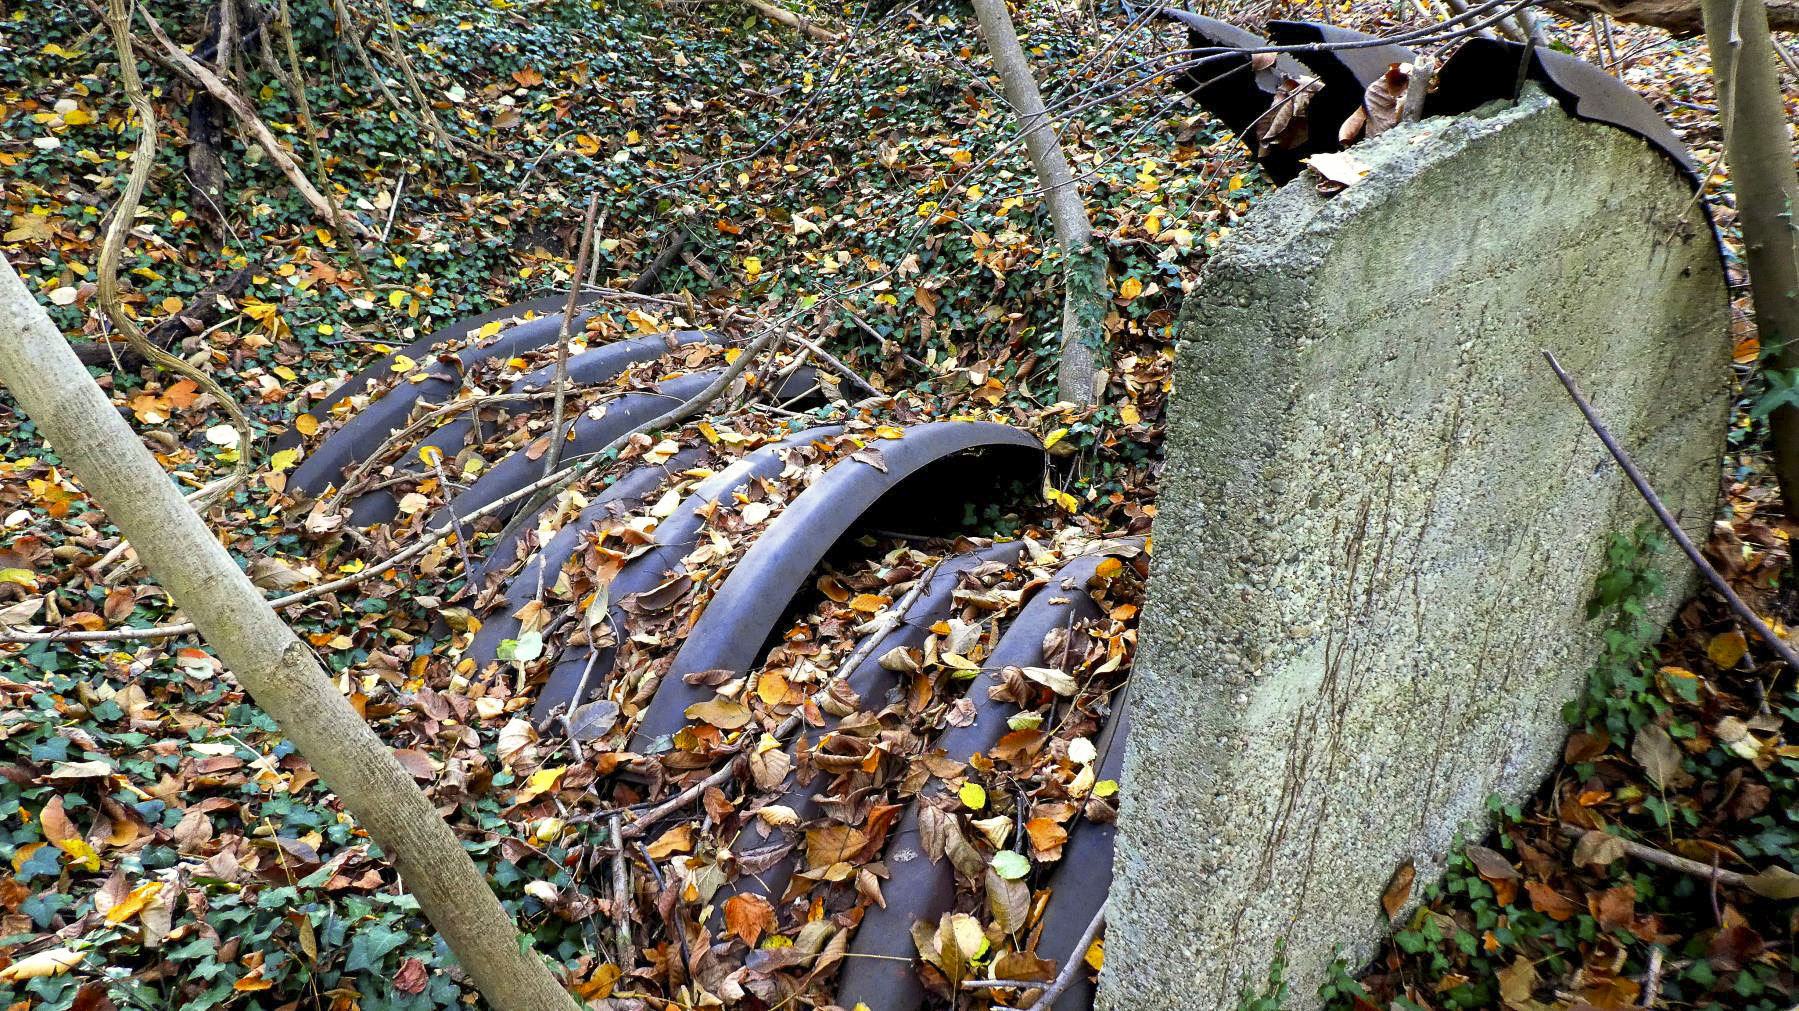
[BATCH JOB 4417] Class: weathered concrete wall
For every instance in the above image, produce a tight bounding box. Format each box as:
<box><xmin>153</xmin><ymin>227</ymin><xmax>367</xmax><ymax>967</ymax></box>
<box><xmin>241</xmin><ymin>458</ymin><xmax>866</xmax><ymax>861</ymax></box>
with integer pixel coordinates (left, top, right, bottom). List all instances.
<box><xmin>1103</xmin><ymin>90</ymin><xmax>1727</xmax><ymax>1009</ymax></box>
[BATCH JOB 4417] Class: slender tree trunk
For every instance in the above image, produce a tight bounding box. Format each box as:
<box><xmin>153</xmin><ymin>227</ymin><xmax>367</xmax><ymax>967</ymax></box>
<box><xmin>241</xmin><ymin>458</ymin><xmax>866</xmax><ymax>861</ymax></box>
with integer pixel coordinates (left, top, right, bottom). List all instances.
<box><xmin>1703</xmin><ymin>0</ymin><xmax>1799</xmax><ymax>510</ymax></box>
<box><xmin>0</xmin><ymin>260</ymin><xmax>578</xmax><ymax>1011</ymax></box>
<box><xmin>971</xmin><ymin>0</ymin><xmax>1106</xmax><ymax>406</ymax></box>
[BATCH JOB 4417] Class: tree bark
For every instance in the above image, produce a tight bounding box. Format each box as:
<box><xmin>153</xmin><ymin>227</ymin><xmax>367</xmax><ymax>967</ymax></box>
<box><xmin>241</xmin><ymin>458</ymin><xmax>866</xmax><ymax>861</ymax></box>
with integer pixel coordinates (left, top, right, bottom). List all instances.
<box><xmin>1703</xmin><ymin>0</ymin><xmax>1799</xmax><ymax>509</ymax></box>
<box><xmin>1558</xmin><ymin>0</ymin><xmax>1799</xmax><ymax>36</ymax></box>
<box><xmin>0</xmin><ymin>260</ymin><xmax>578</xmax><ymax>1011</ymax></box>
<box><xmin>971</xmin><ymin>0</ymin><xmax>1106</xmax><ymax>407</ymax></box>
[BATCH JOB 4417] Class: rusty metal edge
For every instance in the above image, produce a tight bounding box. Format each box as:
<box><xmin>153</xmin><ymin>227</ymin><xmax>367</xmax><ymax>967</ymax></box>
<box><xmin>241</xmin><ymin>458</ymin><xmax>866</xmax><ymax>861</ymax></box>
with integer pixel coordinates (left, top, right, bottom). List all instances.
<box><xmin>273</xmin><ymin>293</ymin><xmax>596</xmax><ymax>455</ymax></box>
<box><xmin>833</xmin><ymin>549</ymin><xmax>1122</xmax><ymax>1011</ymax></box>
<box><xmin>628</xmin><ymin>421</ymin><xmax>1045</xmax><ymax>750</ymax></box>
<box><xmin>508</xmin><ymin>425</ymin><xmax>849</xmax><ymax>725</ymax></box>
<box><xmin>705</xmin><ymin>540</ymin><xmax>1033</xmax><ymax>932</ymax></box>
<box><xmin>292</xmin><ymin>329</ymin><xmax>702</xmax><ymax>499</ymax></box>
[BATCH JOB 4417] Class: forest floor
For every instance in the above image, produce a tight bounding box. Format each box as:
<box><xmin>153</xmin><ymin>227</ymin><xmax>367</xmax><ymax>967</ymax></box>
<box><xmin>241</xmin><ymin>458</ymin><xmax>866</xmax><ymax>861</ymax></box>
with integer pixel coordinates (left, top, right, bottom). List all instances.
<box><xmin>0</xmin><ymin>0</ymin><xmax>1792</xmax><ymax>1009</ymax></box>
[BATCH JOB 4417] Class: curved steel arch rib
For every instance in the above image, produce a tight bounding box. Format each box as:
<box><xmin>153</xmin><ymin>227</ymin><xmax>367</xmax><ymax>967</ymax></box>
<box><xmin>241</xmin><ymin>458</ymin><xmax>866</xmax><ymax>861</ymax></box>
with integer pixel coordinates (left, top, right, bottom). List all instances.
<box><xmin>466</xmin><ymin>426</ymin><xmax>848</xmax><ymax>726</ymax></box>
<box><xmin>627</xmin><ymin>421</ymin><xmax>1045</xmax><ymax>752</ymax></box>
<box><xmin>832</xmin><ymin>548</ymin><xmax>1127</xmax><ymax>1011</ymax></box>
<box><xmin>275</xmin><ymin>293</ymin><xmax>594</xmax><ymax>456</ymax></box>
<box><xmin>702</xmin><ymin>540</ymin><xmax>1032</xmax><ymax>930</ymax></box>
<box><xmin>338</xmin><ymin>340</ymin><xmax>714</xmax><ymax>526</ymax></box>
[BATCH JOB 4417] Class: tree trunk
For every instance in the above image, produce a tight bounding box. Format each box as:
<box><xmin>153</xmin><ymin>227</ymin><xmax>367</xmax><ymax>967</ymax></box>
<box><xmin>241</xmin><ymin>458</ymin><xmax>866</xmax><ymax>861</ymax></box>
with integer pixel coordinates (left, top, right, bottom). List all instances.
<box><xmin>1703</xmin><ymin>0</ymin><xmax>1799</xmax><ymax>510</ymax></box>
<box><xmin>971</xmin><ymin>0</ymin><xmax>1107</xmax><ymax>407</ymax></box>
<box><xmin>1558</xmin><ymin>0</ymin><xmax>1799</xmax><ymax>35</ymax></box>
<box><xmin>0</xmin><ymin>259</ymin><xmax>578</xmax><ymax>1011</ymax></box>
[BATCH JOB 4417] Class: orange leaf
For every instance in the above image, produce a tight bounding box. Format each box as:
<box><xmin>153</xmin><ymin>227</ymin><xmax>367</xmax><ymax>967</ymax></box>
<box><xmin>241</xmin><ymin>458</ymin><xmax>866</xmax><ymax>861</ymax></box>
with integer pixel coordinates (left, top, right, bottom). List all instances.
<box><xmin>723</xmin><ymin>892</ymin><xmax>776</xmax><ymax>947</ymax></box>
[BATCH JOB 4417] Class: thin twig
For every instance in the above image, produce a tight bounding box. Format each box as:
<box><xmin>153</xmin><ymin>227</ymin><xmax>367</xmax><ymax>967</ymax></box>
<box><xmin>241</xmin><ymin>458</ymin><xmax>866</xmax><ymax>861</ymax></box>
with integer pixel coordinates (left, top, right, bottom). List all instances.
<box><xmin>1544</xmin><ymin>350</ymin><xmax>1799</xmax><ymax>676</ymax></box>
<box><xmin>1642</xmin><ymin>945</ymin><xmax>1664</xmax><ymax>1009</ymax></box>
<box><xmin>1558</xmin><ymin>823</ymin><xmax>1747</xmax><ymax>888</ymax></box>
<box><xmin>141</xmin><ymin>7</ymin><xmax>375</xmax><ymax>239</ymax></box>
<box><xmin>782</xmin><ymin>331</ymin><xmax>882</xmax><ymax>398</ymax></box>
<box><xmin>102</xmin><ymin>0</ymin><xmax>253</xmax><ymax>507</ymax></box>
<box><xmin>1000</xmin><ymin>908</ymin><xmax>1104</xmax><ymax>1011</ymax></box>
<box><xmin>545</xmin><ymin>195</ymin><xmax>600</xmax><ymax>480</ymax></box>
<box><xmin>610</xmin><ymin>814</ymin><xmax>634</xmax><ymax>967</ymax></box>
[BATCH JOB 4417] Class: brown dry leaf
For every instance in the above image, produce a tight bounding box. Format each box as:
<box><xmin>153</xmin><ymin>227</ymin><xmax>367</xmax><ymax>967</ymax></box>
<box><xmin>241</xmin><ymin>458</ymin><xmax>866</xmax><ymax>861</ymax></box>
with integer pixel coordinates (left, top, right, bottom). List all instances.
<box><xmin>1381</xmin><ymin>859</ymin><xmax>1415</xmax><ymax>920</ymax></box>
<box><xmin>1304</xmin><ymin>151</ymin><xmax>1373</xmax><ymax>193</ymax></box>
<box><xmin>1589</xmin><ymin>883</ymin><xmax>1636</xmax><ymax>930</ymax></box>
<box><xmin>393</xmin><ymin>958</ymin><xmax>429</xmax><ymax>995</ymax></box>
<box><xmin>986</xmin><ymin>867</ymin><xmax>1030</xmax><ymax>935</ymax></box>
<box><xmin>1350</xmin><ymin>62</ymin><xmax>1408</xmax><ymax>143</ymax></box>
<box><xmin>1572</xmin><ymin>829</ymin><xmax>1626</xmax><ymax>869</ymax></box>
<box><xmin>1497</xmin><ymin>955</ymin><xmax>1537</xmax><ymax>1010</ymax></box>
<box><xmin>1465</xmin><ymin>844</ymin><xmax>1517</xmax><ymax>880</ymax></box>
<box><xmin>806</xmin><ymin>824</ymin><xmax>868</xmax><ymax>869</ymax></box>
<box><xmin>1258</xmin><ymin>75</ymin><xmax>1321</xmax><ymax>154</ymax></box>
<box><xmin>39</xmin><ymin>796</ymin><xmax>77</xmax><ymax>848</ymax></box>
<box><xmin>1632</xmin><ymin>723</ymin><xmax>1689</xmax><ymax>790</ymax></box>
<box><xmin>723</xmin><ymin>892</ymin><xmax>777</xmax><ymax>947</ymax></box>
<box><xmin>684</xmin><ymin>698</ymin><xmax>752</xmax><ymax>730</ymax></box>
<box><xmin>1743</xmin><ymin>864</ymin><xmax>1799</xmax><ymax>899</ymax></box>
<box><xmin>1523</xmin><ymin>880</ymin><xmax>1578</xmax><ymax>921</ymax></box>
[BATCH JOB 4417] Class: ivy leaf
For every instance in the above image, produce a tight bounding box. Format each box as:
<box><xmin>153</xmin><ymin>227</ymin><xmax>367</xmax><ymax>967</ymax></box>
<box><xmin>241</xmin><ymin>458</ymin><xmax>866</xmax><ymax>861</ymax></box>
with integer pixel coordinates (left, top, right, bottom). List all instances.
<box><xmin>343</xmin><ymin>922</ymin><xmax>410</xmax><ymax>973</ymax></box>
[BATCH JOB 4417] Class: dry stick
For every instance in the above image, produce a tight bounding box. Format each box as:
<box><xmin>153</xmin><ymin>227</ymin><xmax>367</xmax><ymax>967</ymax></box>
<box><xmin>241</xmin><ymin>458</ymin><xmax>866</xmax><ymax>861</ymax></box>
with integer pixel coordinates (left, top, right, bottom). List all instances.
<box><xmin>545</xmin><ymin>195</ymin><xmax>601</xmax><ymax>480</ymax></box>
<box><xmin>999</xmin><ymin>907</ymin><xmax>1105</xmax><ymax>1011</ymax></box>
<box><xmin>141</xmin><ymin>8</ymin><xmax>375</xmax><ymax>240</ymax></box>
<box><xmin>1</xmin><ymin>320</ymin><xmax>786</xmax><ymax>645</ymax></box>
<box><xmin>739</xmin><ymin>0</ymin><xmax>841</xmax><ymax>43</ymax></box>
<box><xmin>1643</xmin><ymin>944</ymin><xmax>1665</xmax><ymax>1009</ymax></box>
<box><xmin>266</xmin><ymin>0</ymin><xmax>383</xmax><ymax>287</ymax></box>
<box><xmin>1544</xmin><ymin>350</ymin><xmax>1799</xmax><ymax>675</ymax></box>
<box><xmin>330</xmin><ymin>0</ymin><xmax>416</xmax><ymax>142</ymax></box>
<box><xmin>610</xmin><ymin>814</ymin><xmax>634</xmax><ymax>966</ymax></box>
<box><xmin>101</xmin><ymin>0</ymin><xmax>253</xmax><ymax>507</ymax></box>
<box><xmin>366</xmin><ymin>0</ymin><xmax>488</xmax><ymax>158</ymax></box>
<box><xmin>1557</xmin><ymin>823</ymin><xmax>1747</xmax><ymax>888</ymax></box>
<box><xmin>783</xmin><ymin>331</ymin><xmax>882</xmax><ymax>398</ymax></box>
<box><xmin>320</xmin><ymin>387</ymin><xmax>592</xmax><ymax>513</ymax></box>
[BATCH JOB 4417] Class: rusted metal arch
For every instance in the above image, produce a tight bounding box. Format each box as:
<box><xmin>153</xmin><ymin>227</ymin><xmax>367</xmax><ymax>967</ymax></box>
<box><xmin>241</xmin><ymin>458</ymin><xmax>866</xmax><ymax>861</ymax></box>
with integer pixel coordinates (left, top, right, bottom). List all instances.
<box><xmin>292</xmin><ymin>329</ymin><xmax>707</xmax><ymax>502</ymax></box>
<box><xmin>628</xmin><ymin>421</ymin><xmax>1046</xmax><ymax>752</ymax></box>
<box><xmin>705</xmin><ymin>540</ymin><xmax>1032</xmax><ymax>928</ymax></box>
<box><xmin>340</xmin><ymin>336</ymin><xmax>716</xmax><ymax>525</ymax></box>
<box><xmin>272</xmin><ymin>293</ymin><xmax>597</xmax><ymax>457</ymax></box>
<box><xmin>833</xmin><ymin>549</ymin><xmax>1125</xmax><ymax>1011</ymax></box>
<box><xmin>422</xmin><ymin>366</ymin><xmax>829</xmax><ymax>540</ymax></box>
<box><xmin>1428</xmin><ymin>36</ymin><xmax>1701</xmax><ymax>180</ymax></box>
<box><xmin>1159</xmin><ymin>11</ymin><xmax>1315</xmax><ymax>183</ymax></box>
<box><xmin>463</xmin><ymin>426</ymin><xmax>847</xmax><ymax>725</ymax></box>
<box><xmin>1028</xmin><ymin>701</ymin><xmax>1132</xmax><ymax>1010</ymax></box>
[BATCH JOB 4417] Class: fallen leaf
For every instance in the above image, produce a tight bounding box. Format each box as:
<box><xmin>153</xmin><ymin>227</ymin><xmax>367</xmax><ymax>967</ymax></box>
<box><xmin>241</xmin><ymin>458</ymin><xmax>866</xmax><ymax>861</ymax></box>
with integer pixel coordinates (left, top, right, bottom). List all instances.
<box><xmin>1382</xmin><ymin>859</ymin><xmax>1415</xmax><ymax>919</ymax></box>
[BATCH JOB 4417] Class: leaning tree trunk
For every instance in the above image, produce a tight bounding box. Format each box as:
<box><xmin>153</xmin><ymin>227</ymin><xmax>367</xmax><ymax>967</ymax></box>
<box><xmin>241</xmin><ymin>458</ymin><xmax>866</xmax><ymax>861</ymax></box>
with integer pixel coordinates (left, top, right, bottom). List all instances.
<box><xmin>1703</xmin><ymin>0</ymin><xmax>1799</xmax><ymax>511</ymax></box>
<box><xmin>971</xmin><ymin>0</ymin><xmax>1107</xmax><ymax>407</ymax></box>
<box><xmin>0</xmin><ymin>259</ymin><xmax>579</xmax><ymax>1011</ymax></box>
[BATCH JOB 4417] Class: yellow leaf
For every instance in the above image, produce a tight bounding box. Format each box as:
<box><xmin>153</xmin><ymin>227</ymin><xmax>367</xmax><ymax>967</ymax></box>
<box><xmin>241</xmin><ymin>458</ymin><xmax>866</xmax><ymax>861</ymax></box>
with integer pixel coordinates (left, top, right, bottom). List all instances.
<box><xmin>293</xmin><ymin>414</ymin><xmax>320</xmax><ymax>437</ymax></box>
<box><xmin>1084</xmin><ymin>937</ymin><xmax>1105</xmax><ymax>970</ymax></box>
<box><xmin>55</xmin><ymin>836</ymin><xmax>101</xmax><ymax>872</ymax></box>
<box><xmin>418</xmin><ymin>445</ymin><xmax>443</xmax><ymax>467</ymax></box>
<box><xmin>874</xmin><ymin>425</ymin><xmax>906</xmax><ymax>440</ymax></box>
<box><xmin>0</xmin><ymin>568</ymin><xmax>38</xmax><ymax>590</ymax></box>
<box><xmin>523</xmin><ymin>765</ymin><xmax>567</xmax><ymax>799</ymax></box>
<box><xmin>743</xmin><ymin>256</ymin><xmax>762</xmax><ymax>281</ymax></box>
<box><xmin>1047</xmin><ymin>488</ymin><xmax>1079</xmax><ymax>512</ymax></box>
<box><xmin>646</xmin><ymin>822</ymin><xmax>694</xmax><ymax>859</ymax></box>
<box><xmin>1708</xmin><ymin>630</ymin><xmax>1748</xmax><ymax>670</ymax></box>
<box><xmin>959</xmin><ymin>782</ymin><xmax>986</xmax><ymax>810</ymax></box>
<box><xmin>105</xmin><ymin>880</ymin><xmax>164</xmax><ymax>924</ymax></box>
<box><xmin>269</xmin><ymin>449</ymin><xmax>299</xmax><ymax>473</ymax></box>
<box><xmin>1093</xmin><ymin>779</ymin><xmax>1118</xmax><ymax>798</ymax></box>
<box><xmin>1042</xmin><ymin>427</ymin><xmax>1068</xmax><ymax>449</ymax></box>
<box><xmin>478</xmin><ymin>320</ymin><xmax>504</xmax><ymax>338</ymax></box>
<box><xmin>390</xmin><ymin>355</ymin><xmax>417</xmax><ymax>373</ymax></box>
<box><xmin>1118</xmin><ymin>277</ymin><xmax>1143</xmax><ymax>300</ymax></box>
<box><xmin>1119</xmin><ymin>403</ymin><xmax>1141</xmax><ymax>425</ymax></box>
<box><xmin>0</xmin><ymin>947</ymin><xmax>80</xmax><ymax>982</ymax></box>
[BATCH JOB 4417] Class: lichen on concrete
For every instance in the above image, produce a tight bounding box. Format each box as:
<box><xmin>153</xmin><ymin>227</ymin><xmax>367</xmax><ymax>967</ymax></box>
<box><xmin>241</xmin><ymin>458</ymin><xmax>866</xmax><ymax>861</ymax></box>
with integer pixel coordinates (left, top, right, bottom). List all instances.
<box><xmin>1101</xmin><ymin>89</ymin><xmax>1728</xmax><ymax>1009</ymax></box>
